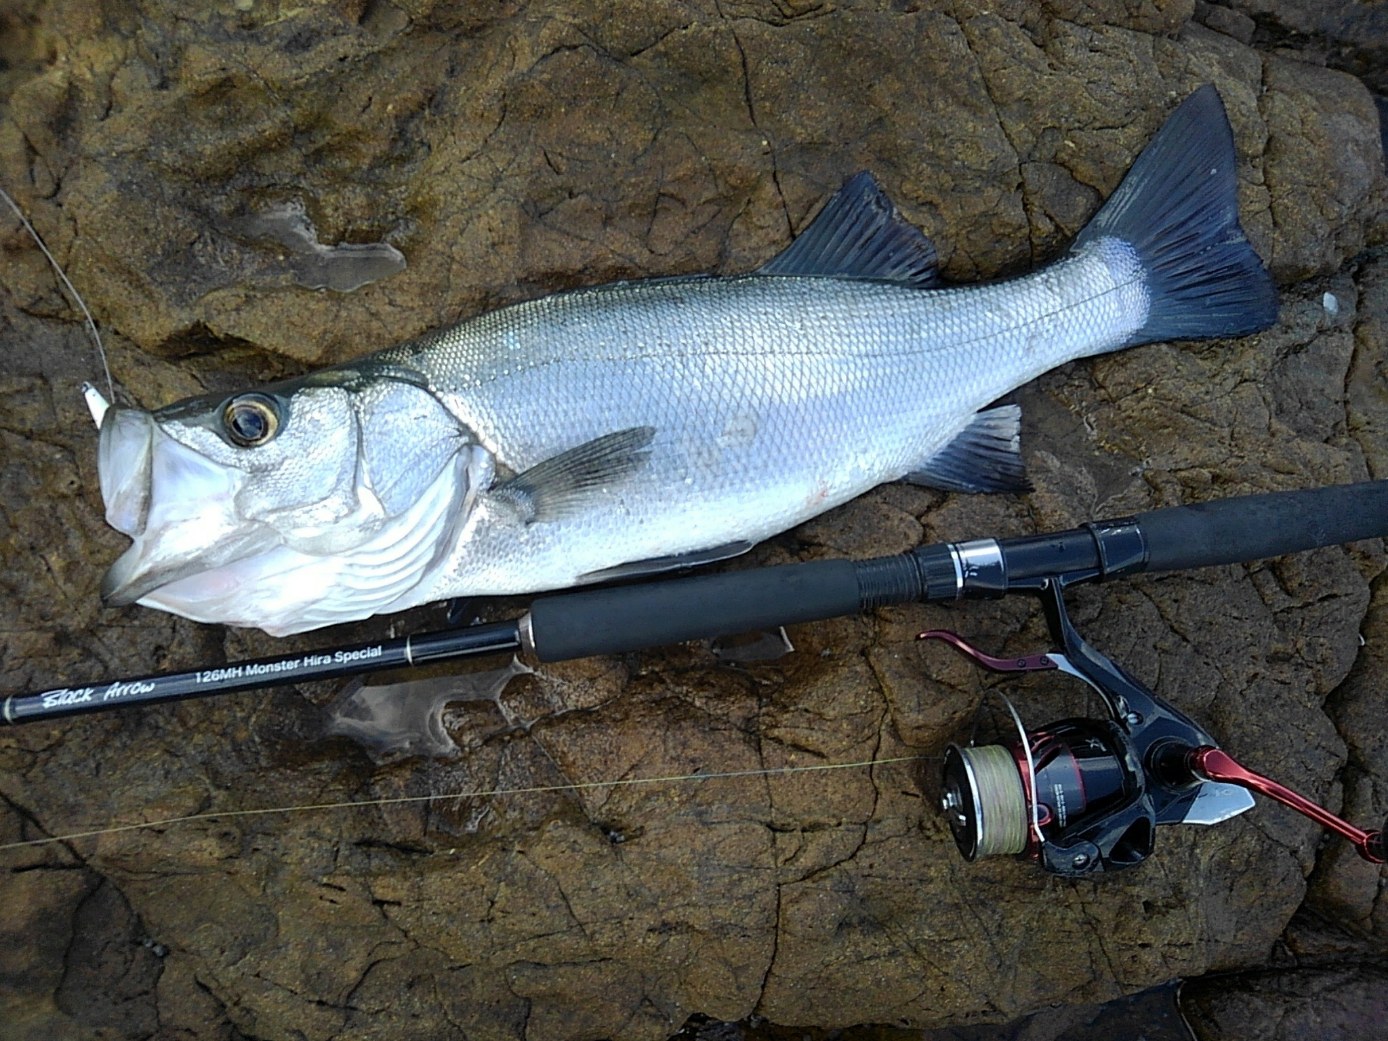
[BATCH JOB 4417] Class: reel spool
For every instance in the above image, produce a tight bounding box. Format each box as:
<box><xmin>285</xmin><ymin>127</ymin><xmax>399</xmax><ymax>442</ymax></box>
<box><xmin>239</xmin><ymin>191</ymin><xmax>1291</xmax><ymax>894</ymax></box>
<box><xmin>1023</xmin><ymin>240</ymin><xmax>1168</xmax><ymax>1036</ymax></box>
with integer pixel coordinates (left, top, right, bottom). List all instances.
<box><xmin>941</xmin><ymin>716</ymin><xmax>1140</xmax><ymax>867</ymax></box>
<box><xmin>941</xmin><ymin>743</ymin><xmax>1028</xmax><ymax>858</ymax></box>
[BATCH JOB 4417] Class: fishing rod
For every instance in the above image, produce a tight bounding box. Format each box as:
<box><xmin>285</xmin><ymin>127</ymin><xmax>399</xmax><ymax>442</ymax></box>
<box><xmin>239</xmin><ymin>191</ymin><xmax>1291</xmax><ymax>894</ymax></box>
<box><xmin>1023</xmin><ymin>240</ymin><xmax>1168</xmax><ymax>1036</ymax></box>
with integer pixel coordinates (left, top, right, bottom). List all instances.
<box><xmin>5</xmin><ymin>480</ymin><xmax>1388</xmax><ymax>873</ymax></box>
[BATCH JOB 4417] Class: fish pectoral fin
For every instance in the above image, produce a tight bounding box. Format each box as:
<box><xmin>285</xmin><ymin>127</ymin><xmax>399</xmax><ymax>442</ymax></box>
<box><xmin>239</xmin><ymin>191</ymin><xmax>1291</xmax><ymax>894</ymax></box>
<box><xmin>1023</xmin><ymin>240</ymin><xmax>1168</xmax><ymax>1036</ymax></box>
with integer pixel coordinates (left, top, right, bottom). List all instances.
<box><xmin>903</xmin><ymin>405</ymin><xmax>1031</xmax><ymax>493</ymax></box>
<box><xmin>756</xmin><ymin>171</ymin><xmax>940</xmax><ymax>288</ymax></box>
<box><xmin>491</xmin><ymin>426</ymin><xmax>656</xmax><ymax>524</ymax></box>
<box><xmin>579</xmin><ymin>540</ymin><xmax>754</xmax><ymax>583</ymax></box>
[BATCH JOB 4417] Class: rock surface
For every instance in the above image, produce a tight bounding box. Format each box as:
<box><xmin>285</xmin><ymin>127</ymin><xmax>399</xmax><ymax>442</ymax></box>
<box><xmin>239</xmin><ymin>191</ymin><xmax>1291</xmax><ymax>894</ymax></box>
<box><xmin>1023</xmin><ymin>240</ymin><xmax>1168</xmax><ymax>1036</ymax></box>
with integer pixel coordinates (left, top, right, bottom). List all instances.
<box><xmin>1180</xmin><ymin>908</ymin><xmax>1388</xmax><ymax>1041</ymax></box>
<box><xmin>1</xmin><ymin>2</ymin><xmax>1386</xmax><ymax>1040</ymax></box>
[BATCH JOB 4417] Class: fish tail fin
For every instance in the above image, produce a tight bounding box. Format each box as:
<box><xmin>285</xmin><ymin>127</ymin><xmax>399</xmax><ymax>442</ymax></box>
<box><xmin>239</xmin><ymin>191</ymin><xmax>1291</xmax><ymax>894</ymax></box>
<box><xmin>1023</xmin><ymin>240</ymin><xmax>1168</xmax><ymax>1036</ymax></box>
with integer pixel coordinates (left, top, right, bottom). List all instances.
<box><xmin>1074</xmin><ymin>84</ymin><xmax>1279</xmax><ymax>347</ymax></box>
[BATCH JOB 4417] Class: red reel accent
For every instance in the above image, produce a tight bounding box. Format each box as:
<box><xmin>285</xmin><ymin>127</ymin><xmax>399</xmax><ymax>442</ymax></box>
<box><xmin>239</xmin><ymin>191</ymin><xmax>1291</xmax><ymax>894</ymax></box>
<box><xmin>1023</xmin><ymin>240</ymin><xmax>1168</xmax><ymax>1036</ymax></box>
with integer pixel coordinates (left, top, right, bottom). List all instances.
<box><xmin>1190</xmin><ymin>747</ymin><xmax>1386</xmax><ymax>865</ymax></box>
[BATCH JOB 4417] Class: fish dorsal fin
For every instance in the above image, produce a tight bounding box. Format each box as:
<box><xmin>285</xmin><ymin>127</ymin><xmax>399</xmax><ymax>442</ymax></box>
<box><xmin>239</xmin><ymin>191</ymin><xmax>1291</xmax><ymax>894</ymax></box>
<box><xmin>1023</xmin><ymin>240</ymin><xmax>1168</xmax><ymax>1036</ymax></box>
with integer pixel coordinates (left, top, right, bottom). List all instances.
<box><xmin>757</xmin><ymin>171</ymin><xmax>941</xmax><ymax>287</ymax></box>
<box><xmin>492</xmin><ymin>427</ymin><xmax>656</xmax><ymax>524</ymax></box>
<box><xmin>903</xmin><ymin>405</ymin><xmax>1031</xmax><ymax>493</ymax></box>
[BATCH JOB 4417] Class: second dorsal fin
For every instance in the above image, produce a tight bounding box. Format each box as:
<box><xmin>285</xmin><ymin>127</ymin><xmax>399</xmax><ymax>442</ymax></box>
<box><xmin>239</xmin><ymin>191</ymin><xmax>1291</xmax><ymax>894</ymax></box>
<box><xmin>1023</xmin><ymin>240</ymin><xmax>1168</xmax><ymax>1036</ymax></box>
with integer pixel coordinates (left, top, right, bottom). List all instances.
<box><xmin>757</xmin><ymin>171</ymin><xmax>941</xmax><ymax>288</ymax></box>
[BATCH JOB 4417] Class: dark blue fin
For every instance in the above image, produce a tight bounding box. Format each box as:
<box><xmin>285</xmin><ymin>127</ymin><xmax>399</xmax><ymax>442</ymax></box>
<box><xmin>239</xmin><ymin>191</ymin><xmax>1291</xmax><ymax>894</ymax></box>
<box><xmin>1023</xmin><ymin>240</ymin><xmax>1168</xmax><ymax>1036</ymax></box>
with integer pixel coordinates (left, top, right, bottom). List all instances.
<box><xmin>493</xmin><ymin>427</ymin><xmax>655</xmax><ymax>524</ymax></box>
<box><xmin>903</xmin><ymin>405</ymin><xmax>1031</xmax><ymax>493</ymax></box>
<box><xmin>579</xmin><ymin>540</ymin><xmax>753</xmax><ymax>583</ymax></box>
<box><xmin>757</xmin><ymin>171</ymin><xmax>941</xmax><ymax>287</ymax></box>
<box><xmin>1075</xmin><ymin>84</ymin><xmax>1279</xmax><ymax>345</ymax></box>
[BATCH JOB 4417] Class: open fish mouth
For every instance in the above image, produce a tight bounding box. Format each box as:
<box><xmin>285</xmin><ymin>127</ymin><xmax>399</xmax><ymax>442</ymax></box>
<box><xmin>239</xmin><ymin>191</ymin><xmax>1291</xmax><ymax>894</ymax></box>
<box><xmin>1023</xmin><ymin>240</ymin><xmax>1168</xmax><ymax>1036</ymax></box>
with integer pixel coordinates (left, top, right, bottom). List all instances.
<box><xmin>96</xmin><ymin>406</ymin><xmax>281</xmax><ymax>608</ymax></box>
<box><xmin>93</xmin><ymin>395</ymin><xmax>480</xmax><ymax>635</ymax></box>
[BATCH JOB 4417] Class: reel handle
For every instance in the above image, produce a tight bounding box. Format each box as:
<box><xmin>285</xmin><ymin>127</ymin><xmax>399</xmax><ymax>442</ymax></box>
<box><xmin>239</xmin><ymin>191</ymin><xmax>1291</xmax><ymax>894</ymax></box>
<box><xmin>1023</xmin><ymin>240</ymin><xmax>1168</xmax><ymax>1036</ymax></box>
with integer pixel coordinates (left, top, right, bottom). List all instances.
<box><xmin>1188</xmin><ymin>746</ymin><xmax>1387</xmax><ymax>865</ymax></box>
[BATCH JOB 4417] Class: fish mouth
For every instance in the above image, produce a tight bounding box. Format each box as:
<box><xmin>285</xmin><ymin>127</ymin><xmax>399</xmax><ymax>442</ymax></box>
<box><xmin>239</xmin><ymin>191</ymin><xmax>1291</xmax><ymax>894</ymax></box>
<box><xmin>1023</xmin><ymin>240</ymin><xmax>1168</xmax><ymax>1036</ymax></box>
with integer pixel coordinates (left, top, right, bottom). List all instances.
<box><xmin>97</xmin><ymin>406</ymin><xmax>280</xmax><ymax>608</ymax></box>
<box><xmin>98</xmin><ymin>406</ymin><xmax>154</xmax><ymax>539</ymax></box>
<box><xmin>100</xmin><ymin>528</ymin><xmax>282</xmax><ymax>608</ymax></box>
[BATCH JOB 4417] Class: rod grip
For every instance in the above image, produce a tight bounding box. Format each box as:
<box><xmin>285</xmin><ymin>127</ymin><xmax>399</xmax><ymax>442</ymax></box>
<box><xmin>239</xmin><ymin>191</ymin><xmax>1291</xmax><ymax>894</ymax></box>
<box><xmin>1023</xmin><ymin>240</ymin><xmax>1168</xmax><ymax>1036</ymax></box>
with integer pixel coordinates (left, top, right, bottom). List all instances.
<box><xmin>1134</xmin><ymin>481</ymin><xmax>1388</xmax><ymax>573</ymax></box>
<box><xmin>527</xmin><ymin>559</ymin><xmax>865</xmax><ymax>662</ymax></box>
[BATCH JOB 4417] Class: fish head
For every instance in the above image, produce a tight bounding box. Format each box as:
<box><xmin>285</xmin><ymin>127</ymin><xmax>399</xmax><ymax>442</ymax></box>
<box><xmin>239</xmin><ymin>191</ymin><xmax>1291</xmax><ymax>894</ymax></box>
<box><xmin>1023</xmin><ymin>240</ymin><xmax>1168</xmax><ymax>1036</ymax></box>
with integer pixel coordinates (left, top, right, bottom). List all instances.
<box><xmin>97</xmin><ymin>363</ymin><xmax>487</xmax><ymax>634</ymax></box>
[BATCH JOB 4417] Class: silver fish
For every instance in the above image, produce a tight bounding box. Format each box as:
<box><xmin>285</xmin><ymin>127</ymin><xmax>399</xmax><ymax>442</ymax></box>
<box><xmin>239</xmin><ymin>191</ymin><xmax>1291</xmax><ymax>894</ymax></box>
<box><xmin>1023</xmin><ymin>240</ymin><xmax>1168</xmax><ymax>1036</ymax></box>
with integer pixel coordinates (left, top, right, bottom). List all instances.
<box><xmin>95</xmin><ymin>86</ymin><xmax>1277</xmax><ymax>636</ymax></box>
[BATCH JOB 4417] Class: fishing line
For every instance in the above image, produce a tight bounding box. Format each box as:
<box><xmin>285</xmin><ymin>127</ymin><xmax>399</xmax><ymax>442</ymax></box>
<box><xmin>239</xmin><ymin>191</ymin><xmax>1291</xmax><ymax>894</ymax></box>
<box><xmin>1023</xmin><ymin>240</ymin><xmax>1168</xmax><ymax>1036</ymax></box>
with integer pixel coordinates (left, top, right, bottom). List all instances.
<box><xmin>0</xmin><ymin>183</ymin><xmax>115</xmax><ymax>400</ymax></box>
<box><xmin>0</xmin><ymin>753</ymin><xmax>935</xmax><ymax>853</ymax></box>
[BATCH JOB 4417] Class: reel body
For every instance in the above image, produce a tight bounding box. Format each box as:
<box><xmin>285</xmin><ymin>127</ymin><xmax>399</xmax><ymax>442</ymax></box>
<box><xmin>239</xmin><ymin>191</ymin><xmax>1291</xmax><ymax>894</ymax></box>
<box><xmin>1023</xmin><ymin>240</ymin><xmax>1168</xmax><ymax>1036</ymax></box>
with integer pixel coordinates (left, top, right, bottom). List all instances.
<box><xmin>927</xmin><ymin>574</ymin><xmax>1386</xmax><ymax>875</ymax></box>
<box><xmin>928</xmin><ymin>577</ymin><xmax>1248</xmax><ymax>877</ymax></box>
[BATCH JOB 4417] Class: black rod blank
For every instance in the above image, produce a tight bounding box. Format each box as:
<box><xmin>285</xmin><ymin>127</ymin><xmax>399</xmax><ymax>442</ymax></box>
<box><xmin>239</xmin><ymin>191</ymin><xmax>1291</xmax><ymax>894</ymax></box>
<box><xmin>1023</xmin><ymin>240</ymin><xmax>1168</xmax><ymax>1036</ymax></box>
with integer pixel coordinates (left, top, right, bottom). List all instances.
<box><xmin>6</xmin><ymin>480</ymin><xmax>1387</xmax><ymax>725</ymax></box>
<box><xmin>3</xmin><ymin>621</ymin><xmax>522</xmax><ymax>725</ymax></box>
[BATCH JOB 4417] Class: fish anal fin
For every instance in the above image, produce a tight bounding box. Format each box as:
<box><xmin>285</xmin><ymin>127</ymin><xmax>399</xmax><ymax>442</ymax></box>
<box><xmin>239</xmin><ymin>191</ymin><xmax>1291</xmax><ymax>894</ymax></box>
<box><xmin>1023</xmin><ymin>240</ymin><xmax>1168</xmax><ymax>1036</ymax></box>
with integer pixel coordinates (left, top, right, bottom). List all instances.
<box><xmin>903</xmin><ymin>405</ymin><xmax>1031</xmax><ymax>493</ymax></box>
<box><xmin>493</xmin><ymin>426</ymin><xmax>656</xmax><ymax>524</ymax></box>
<box><xmin>579</xmin><ymin>540</ymin><xmax>754</xmax><ymax>583</ymax></box>
<box><xmin>757</xmin><ymin>171</ymin><xmax>941</xmax><ymax>288</ymax></box>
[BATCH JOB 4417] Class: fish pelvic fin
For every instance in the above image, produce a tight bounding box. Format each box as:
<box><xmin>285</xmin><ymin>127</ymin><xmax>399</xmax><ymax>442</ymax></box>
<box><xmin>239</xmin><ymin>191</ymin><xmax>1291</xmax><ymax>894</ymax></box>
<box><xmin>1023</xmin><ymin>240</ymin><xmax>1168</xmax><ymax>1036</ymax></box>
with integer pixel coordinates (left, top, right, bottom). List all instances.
<box><xmin>903</xmin><ymin>405</ymin><xmax>1031</xmax><ymax>493</ymax></box>
<box><xmin>578</xmin><ymin>539</ymin><xmax>754</xmax><ymax>583</ymax></box>
<box><xmin>1074</xmin><ymin>84</ymin><xmax>1279</xmax><ymax>346</ymax></box>
<box><xmin>757</xmin><ymin>171</ymin><xmax>941</xmax><ymax>288</ymax></box>
<box><xmin>491</xmin><ymin>426</ymin><xmax>656</xmax><ymax>524</ymax></box>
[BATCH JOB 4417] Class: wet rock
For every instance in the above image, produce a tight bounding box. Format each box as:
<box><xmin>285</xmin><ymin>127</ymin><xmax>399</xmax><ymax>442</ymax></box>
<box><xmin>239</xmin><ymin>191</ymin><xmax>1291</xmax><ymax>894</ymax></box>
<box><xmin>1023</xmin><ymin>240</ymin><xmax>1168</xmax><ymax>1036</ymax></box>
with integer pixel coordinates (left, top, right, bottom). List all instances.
<box><xmin>1216</xmin><ymin>0</ymin><xmax>1388</xmax><ymax>93</ymax></box>
<box><xmin>680</xmin><ymin>981</ymin><xmax>1196</xmax><ymax>1041</ymax></box>
<box><xmin>1182</xmin><ymin>963</ymin><xmax>1388</xmax><ymax>1041</ymax></box>
<box><xmin>225</xmin><ymin>198</ymin><xmax>408</xmax><ymax>294</ymax></box>
<box><xmin>2</xmin><ymin>3</ymin><xmax>1387</xmax><ymax>1041</ymax></box>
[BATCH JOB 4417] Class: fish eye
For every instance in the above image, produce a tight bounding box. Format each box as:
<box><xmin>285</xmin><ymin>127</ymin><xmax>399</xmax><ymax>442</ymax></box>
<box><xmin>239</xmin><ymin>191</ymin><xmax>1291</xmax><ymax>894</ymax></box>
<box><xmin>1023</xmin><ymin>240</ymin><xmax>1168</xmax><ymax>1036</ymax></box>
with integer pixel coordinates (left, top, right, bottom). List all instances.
<box><xmin>222</xmin><ymin>394</ymin><xmax>282</xmax><ymax>447</ymax></box>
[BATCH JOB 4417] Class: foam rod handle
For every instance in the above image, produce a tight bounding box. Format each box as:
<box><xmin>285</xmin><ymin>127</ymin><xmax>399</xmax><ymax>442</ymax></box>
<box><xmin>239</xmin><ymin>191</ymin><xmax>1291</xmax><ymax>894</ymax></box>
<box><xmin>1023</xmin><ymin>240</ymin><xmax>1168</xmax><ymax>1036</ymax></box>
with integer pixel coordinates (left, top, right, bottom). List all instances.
<box><xmin>1136</xmin><ymin>480</ymin><xmax>1388</xmax><ymax>574</ymax></box>
<box><xmin>526</xmin><ymin>559</ymin><xmax>863</xmax><ymax>662</ymax></box>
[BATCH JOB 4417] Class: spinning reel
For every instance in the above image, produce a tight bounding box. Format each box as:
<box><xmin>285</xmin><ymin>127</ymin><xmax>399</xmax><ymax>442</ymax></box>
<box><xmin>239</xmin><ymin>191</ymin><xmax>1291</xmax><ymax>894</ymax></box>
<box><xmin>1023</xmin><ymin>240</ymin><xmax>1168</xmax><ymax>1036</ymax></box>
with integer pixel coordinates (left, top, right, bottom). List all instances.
<box><xmin>925</xmin><ymin>578</ymin><xmax>1387</xmax><ymax>876</ymax></box>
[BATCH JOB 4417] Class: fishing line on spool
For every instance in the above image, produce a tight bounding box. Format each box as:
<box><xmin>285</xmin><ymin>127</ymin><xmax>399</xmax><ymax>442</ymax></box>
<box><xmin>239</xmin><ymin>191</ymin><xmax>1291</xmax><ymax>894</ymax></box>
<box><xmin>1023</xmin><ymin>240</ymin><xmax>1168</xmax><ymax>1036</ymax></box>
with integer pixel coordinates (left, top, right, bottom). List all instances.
<box><xmin>0</xmin><ymin>753</ymin><xmax>938</xmax><ymax>853</ymax></box>
<box><xmin>941</xmin><ymin>689</ymin><xmax>1044</xmax><ymax>859</ymax></box>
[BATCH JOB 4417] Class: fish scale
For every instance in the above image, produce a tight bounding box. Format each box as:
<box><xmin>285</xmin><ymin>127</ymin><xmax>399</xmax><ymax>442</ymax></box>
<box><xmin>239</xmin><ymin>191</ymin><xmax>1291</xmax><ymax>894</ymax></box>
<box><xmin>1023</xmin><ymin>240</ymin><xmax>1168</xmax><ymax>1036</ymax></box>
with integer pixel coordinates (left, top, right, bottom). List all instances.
<box><xmin>92</xmin><ymin>86</ymin><xmax>1279</xmax><ymax>635</ymax></box>
<box><xmin>392</xmin><ymin>245</ymin><xmax>1145</xmax><ymax>602</ymax></box>
<box><xmin>402</xmin><ymin>253</ymin><xmax>1139</xmax><ymax>472</ymax></box>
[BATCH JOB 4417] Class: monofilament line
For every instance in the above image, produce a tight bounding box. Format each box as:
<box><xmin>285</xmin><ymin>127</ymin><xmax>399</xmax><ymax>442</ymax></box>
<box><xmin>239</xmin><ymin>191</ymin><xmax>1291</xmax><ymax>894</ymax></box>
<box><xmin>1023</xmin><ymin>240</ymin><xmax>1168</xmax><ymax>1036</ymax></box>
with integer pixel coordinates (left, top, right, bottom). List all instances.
<box><xmin>0</xmin><ymin>755</ymin><xmax>932</xmax><ymax>852</ymax></box>
<box><xmin>0</xmin><ymin>184</ymin><xmax>114</xmax><ymax>400</ymax></box>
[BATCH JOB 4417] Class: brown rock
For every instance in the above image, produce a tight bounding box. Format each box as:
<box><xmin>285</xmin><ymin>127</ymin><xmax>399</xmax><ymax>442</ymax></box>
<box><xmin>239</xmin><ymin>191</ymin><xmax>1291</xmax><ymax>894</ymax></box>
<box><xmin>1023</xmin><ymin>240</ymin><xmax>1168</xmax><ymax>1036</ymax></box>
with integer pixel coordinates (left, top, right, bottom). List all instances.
<box><xmin>1213</xmin><ymin>0</ymin><xmax>1388</xmax><ymax>93</ymax></box>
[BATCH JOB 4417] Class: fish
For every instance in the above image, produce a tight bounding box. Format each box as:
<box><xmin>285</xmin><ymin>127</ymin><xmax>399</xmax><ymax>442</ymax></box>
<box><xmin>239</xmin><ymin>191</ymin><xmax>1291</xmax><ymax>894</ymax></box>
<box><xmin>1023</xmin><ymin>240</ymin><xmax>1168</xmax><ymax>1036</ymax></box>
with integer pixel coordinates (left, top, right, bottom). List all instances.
<box><xmin>94</xmin><ymin>85</ymin><xmax>1278</xmax><ymax>636</ymax></box>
